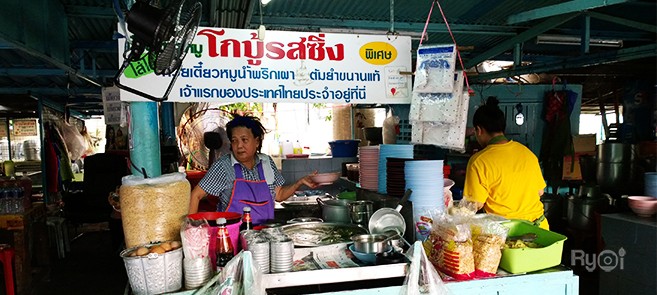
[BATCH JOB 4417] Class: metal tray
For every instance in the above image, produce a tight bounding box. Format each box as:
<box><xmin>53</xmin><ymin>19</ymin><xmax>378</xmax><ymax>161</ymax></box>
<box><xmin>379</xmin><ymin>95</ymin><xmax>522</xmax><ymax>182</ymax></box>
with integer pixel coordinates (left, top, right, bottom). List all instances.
<box><xmin>280</xmin><ymin>222</ymin><xmax>368</xmax><ymax>247</ymax></box>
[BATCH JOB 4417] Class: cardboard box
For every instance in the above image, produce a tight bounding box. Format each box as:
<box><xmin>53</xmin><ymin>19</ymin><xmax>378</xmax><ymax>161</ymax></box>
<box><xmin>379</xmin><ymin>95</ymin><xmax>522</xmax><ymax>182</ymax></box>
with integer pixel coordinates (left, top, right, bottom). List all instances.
<box><xmin>573</xmin><ymin>134</ymin><xmax>596</xmax><ymax>153</ymax></box>
<box><xmin>562</xmin><ymin>154</ymin><xmax>582</xmax><ymax>180</ymax></box>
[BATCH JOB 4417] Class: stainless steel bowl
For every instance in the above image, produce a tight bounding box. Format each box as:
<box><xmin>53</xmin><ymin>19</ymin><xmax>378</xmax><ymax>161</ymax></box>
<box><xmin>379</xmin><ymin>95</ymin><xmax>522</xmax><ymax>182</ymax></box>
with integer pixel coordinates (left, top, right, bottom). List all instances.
<box><xmin>287</xmin><ymin>217</ymin><xmax>324</xmax><ymax>224</ymax></box>
<box><xmin>350</xmin><ymin>234</ymin><xmax>392</xmax><ymax>254</ymax></box>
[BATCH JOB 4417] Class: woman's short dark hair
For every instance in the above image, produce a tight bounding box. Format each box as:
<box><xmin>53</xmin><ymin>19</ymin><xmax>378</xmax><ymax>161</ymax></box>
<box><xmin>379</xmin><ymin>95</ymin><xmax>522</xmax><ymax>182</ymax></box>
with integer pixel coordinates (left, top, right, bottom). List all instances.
<box><xmin>226</xmin><ymin>114</ymin><xmax>268</xmax><ymax>153</ymax></box>
<box><xmin>472</xmin><ymin>96</ymin><xmax>506</xmax><ymax>133</ymax></box>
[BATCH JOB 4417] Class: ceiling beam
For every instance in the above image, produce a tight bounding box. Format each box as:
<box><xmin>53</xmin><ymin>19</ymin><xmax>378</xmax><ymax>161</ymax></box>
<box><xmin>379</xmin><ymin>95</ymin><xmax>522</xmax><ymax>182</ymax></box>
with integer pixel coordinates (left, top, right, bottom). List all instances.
<box><xmin>0</xmin><ymin>87</ymin><xmax>101</xmax><ymax>97</ymax></box>
<box><xmin>257</xmin><ymin>16</ymin><xmax>523</xmax><ymax>36</ymax></box>
<box><xmin>0</xmin><ymin>68</ymin><xmax>116</xmax><ymax>78</ymax></box>
<box><xmin>470</xmin><ymin>44</ymin><xmax>657</xmax><ymax>81</ymax></box>
<box><xmin>587</xmin><ymin>11</ymin><xmax>657</xmax><ymax>33</ymax></box>
<box><xmin>70</xmin><ymin>40</ymin><xmax>118</xmax><ymax>53</ymax></box>
<box><xmin>507</xmin><ymin>0</ymin><xmax>632</xmax><ymax>24</ymax></box>
<box><xmin>465</xmin><ymin>13</ymin><xmax>580</xmax><ymax>69</ymax></box>
<box><xmin>64</xmin><ymin>5</ymin><xmax>116</xmax><ymax>19</ymax></box>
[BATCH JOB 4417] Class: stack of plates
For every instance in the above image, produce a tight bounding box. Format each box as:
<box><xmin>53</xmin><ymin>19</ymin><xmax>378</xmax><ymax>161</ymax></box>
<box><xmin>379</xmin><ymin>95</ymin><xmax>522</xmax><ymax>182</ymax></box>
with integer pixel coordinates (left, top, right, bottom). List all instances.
<box><xmin>404</xmin><ymin>160</ymin><xmax>444</xmax><ymax>210</ymax></box>
<box><xmin>386</xmin><ymin>158</ymin><xmax>412</xmax><ymax>198</ymax></box>
<box><xmin>270</xmin><ymin>239</ymin><xmax>294</xmax><ymax>273</ymax></box>
<box><xmin>248</xmin><ymin>240</ymin><xmax>270</xmax><ymax>274</ymax></box>
<box><xmin>183</xmin><ymin>257</ymin><xmax>213</xmax><ymax>290</ymax></box>
<box><xmin>358</xmin><ymin>146</ymin><xmax>380</xmax><ymax>191</ymax></box>
<box><xmin>378</xmin><ymin>144</ymin><xmax>414</xmax><ymax>194</ymax></box>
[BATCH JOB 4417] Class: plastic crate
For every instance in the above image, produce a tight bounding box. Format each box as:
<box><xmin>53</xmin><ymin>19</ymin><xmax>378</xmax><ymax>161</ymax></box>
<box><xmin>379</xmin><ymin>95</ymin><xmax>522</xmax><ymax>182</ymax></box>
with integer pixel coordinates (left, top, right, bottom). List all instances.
<box><xmin>499</xmin><ymin>220</ymin><xmax>567</xmax><ymax>274</ymax></box>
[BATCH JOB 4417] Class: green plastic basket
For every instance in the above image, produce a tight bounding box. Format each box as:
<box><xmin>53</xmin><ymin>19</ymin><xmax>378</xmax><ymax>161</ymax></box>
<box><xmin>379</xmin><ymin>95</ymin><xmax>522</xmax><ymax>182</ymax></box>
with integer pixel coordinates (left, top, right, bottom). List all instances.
<box><xmin>499</xmin><ymin>220</ymin><xmax>567</xmax><ymax>274</ymax></box>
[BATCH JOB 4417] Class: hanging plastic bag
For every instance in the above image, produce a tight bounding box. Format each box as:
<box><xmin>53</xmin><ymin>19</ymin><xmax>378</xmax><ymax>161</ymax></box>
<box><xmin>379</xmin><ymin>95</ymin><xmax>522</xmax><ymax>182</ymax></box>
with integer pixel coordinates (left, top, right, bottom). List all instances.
<box><xmin>209</xmin><ymin>251</ymin><xmax>265</xmax><ymax>295</ymax></box>
<box><xmin>413</xmin><ymin>44</ymin><xmax>456</xmax><ymax>94</ymax></box>
<box><xmin>59</xmin><ymin>122</ymin><xmax>86</xmax><ymax>161</ymax></box>
<box><xmin>382</xmin><ymin>115</ymin><xmax>400</xmax><ymax>144</ymax></box>
<box><xmin>400</xmin><ymin>241</ymin><xmax>450</xmax><ymax>295</ymax></box>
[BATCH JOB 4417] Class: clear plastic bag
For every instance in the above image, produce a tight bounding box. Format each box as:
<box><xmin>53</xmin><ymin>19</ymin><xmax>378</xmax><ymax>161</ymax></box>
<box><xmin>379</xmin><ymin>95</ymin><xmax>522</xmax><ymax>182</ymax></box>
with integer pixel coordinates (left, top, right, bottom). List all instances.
<box><xmin>382</xmin><ymin>115</ymin><xmax>400</xmax><ymax>144</ymax></box>
<box><xmin>413</xmin><ymin>44</ymin><xmax>456</xmax><ymax>94</ymax></box>
<box><xmin>410</xmin><ymin>90</ymin><xmax>470</xmax><ymax>151</ymax></box>
<box><xmin>401</xmin><ymin>241</ymin><xmax>450</xmax><ymax>295</ymax></box>
<box><xmin>428</xmin><ymin>214</ymin><xmax>475</xmax><ymax>280</ymax></box>
<box><xmin>59</xmin><ymin>122</ymin><xmax>86</xmax><ymax>161</ymax></box>
<box><xmin>210</xmin><ymin>251</ymin><xmax>264</xmax><ymax>295</ymax></box>
<box><xmin>120</xmin><ymin>172</ymin><xmax>191</xmax><ymax>247</ymax></box>
<box><xmin>470</xmin><ymin>216</ymin><xmax>509</xmax><ymax>277</ymax></box>
<box><xmin>409</xmin><ymin>72</ymin><xmax>464</xmax><ymax>124</ymax></box>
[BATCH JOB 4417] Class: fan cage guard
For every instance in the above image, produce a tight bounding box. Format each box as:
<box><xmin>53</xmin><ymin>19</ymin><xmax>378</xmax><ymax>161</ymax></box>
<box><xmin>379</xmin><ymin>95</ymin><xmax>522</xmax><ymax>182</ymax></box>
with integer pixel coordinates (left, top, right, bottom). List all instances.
<box><xmin>177</xmin><ymin>107</ymin><xmax>233</xmax><ymax>171</ymax></box>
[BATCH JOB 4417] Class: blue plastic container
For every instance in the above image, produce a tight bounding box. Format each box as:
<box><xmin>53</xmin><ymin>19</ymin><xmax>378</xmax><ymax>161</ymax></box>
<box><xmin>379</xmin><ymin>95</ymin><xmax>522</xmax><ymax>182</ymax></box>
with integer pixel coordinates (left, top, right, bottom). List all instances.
<box><xmin>329</xmin><ymin>140</ymin><xmax>361</xmax><ymax>157</ymax></box>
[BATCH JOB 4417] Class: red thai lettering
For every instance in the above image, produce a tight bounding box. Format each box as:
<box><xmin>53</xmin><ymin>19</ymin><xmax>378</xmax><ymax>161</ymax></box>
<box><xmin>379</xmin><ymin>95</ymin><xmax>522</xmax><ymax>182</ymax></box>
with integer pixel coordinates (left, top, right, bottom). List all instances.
<box><xmin>327</xmin><ymin>44</ymin><xmax>345</xmax><ymax>61</ymax></box>
<box><xmin>265</xmin><ymin>42</ymin><xmax>285</xmax><ymax>59</ymax></box>
<box><xmin>244</xmin><ymin>33</ymin><xmax>264</xmax><ymax>66</ymax></box>
<box><xmin>197</xmin><ymin>29</ymin><xmax>226</xmax><ymax>57</ymax></box>
<box><xmin>287</xmin><ymin>37</ymin><xmax>307</xmax><ymax>60</ymax></box>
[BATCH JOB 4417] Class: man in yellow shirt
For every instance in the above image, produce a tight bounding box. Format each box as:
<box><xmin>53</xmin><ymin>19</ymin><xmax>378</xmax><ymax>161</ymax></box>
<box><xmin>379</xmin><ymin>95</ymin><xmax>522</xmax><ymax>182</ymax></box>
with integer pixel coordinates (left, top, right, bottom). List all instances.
<box><xmin>463</xmin><ymin>97</ymin><xmax>549</xmax><ymax>230</ymax></box>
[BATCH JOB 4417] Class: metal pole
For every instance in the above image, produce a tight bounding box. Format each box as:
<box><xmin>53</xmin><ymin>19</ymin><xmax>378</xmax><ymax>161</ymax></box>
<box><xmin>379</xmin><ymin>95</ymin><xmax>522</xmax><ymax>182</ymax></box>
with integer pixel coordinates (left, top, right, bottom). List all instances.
<box><xmin>5</xmin><ymin>118</ymin><xmax>11</xmax><ymax>161</ymax></box>
<box><xmin>129</xmin><ymin>101</ymin><xmax>161</xmax><ymax>178</ymax></box>
<box><xmin>160</xmin><ymin>102</ymin><xmax>176</xmax><ymax>146</ymax></box>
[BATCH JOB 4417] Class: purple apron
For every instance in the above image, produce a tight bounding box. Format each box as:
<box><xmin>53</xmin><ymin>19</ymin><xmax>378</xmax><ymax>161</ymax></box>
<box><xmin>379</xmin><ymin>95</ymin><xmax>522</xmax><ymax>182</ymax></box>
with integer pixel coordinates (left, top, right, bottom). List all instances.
<box><xmin>225</xmin><ymin>162</ymin><xmax>275</xmax><ymax>225</ymax></box>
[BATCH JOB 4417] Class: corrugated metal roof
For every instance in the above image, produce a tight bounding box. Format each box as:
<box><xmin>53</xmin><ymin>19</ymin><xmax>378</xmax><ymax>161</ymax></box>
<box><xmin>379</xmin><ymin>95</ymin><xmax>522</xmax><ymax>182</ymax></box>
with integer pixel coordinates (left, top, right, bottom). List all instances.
<box><xmin>0</xmin><ymin>0</ymin><xmax>653</xmax><ymax>114</ymax></box>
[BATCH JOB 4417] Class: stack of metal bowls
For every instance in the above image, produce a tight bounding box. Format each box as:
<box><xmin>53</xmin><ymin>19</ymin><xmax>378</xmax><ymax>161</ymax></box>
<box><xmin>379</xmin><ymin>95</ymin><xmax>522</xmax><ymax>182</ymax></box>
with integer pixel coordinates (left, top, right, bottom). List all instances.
<box><xmin>183</xmin><ymin>257</ymin><xmax>213</xmax><ymax>289</ymax></box>
<box><xmin>23</xmin><ymin>140</ymin><xmax>40</xmax><ymax>161</ymax></box>
<box><xmin>270</xmin><ymin>239</ymin><xmax>294</xmax><ymax>273</ymax></box>
<box><xmin>242</xmin><ymin>230</ymin><xmax>270</xmax><ymax>274</ymax></box>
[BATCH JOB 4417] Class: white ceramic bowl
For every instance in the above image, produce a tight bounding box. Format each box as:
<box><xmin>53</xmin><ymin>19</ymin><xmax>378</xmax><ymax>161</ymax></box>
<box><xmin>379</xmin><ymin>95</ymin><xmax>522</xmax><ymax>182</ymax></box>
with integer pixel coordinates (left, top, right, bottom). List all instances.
<box><xmin>310</xmin><ymin>172</ymin><xmax>341</xmax><ymax>185</ymax></box>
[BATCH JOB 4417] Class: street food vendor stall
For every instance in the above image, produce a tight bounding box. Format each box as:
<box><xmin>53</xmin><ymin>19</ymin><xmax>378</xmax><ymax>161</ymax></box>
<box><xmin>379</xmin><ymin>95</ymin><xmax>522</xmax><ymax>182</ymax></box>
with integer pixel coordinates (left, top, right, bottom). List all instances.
<box><xmin>113</xmin><ymin>20</ymin><xmax>580</xmax><ymax>294</ymax></box>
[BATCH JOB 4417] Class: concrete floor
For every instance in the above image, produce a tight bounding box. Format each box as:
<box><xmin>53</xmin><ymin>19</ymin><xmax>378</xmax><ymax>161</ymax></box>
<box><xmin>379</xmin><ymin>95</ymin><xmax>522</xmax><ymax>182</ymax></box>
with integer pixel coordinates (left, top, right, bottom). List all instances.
<box><xmin>30</xmin><ymin>225</ymin><xmax>128</xmax><ymax>295</ymax></box>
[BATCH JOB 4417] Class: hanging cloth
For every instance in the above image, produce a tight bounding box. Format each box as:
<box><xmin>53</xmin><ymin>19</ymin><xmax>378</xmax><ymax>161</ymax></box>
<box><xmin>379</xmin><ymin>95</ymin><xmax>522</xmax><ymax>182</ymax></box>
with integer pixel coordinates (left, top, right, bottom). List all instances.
<box><xmin>539</xmin><ymin>81</ymin><xmax>577</xmax><ymax>185</ymax></box>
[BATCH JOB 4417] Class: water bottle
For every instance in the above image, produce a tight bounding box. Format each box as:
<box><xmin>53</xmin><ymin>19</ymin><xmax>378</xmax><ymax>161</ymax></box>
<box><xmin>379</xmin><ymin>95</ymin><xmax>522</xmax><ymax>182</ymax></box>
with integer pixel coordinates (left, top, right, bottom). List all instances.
<box><xmin>14</xmin><ymin>186</ymin><xmax>23</xmax><ymax>213</ymax></box>
<box><xmin>9</xmin><ymin>187</ymin><xmax>18</xmax><ymax>214</ymax></box>
<box><xmin>0</xmin><ymin>188</ymin><xmax>5</xmax><ymax>214</ymax></box>
<box><xmin>0</xmin><ymin>188</ymin><xmax>8</xmax><ymax>214</ymax></box>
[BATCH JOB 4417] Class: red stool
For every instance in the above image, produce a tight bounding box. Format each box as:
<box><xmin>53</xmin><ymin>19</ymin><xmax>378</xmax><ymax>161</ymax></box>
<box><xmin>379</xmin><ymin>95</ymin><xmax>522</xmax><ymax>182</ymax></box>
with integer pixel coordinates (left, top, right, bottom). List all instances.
<box><xmin>0</xmin><ymin>244</ymin><xmax>14</xmax><ymax>295</ymax></box>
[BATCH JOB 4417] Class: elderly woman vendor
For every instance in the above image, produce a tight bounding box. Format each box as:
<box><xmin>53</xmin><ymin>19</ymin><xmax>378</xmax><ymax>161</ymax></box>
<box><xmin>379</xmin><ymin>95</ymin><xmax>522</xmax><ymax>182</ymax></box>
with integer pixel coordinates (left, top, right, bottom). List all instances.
<box><xmin>188</xmin><ymin>114</ymin><xmax>317</xmax><ymax>224</ymax></box>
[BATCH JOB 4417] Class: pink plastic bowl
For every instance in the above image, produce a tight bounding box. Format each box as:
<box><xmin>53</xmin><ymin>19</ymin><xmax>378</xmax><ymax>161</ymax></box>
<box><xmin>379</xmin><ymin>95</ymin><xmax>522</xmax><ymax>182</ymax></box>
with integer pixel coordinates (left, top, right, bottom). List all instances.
<box><xmin>310</xmin><ymin>172</ymin><xmax>341</xmax><ymax>185</ymax></box>
<box><xmin>627</xmin><ymin>196</ymin><xmax>657</xmax><ymax>217</ymax></box>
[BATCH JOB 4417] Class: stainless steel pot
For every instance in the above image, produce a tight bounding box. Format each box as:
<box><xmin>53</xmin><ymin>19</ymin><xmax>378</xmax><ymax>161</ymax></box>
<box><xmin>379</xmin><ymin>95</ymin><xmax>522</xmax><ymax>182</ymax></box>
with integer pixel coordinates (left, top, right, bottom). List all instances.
<box><xmin>566</xmin><ymin>194</ymin><xmax>610</xmax><ymax>230</ymax></box>
<box><xmin>348</xmin><ymin>200</ymin><xmax>373</xmax><ymax>227</ymax></box>
<box><xmin>317</xmin><ymin>198</ymin><xmax>352</xmax><ymax>223</ymax></box>
<box><xmin>350</xmin><ymin>234</ymin><xmax>393</xmax><ymax>254</ymax></box>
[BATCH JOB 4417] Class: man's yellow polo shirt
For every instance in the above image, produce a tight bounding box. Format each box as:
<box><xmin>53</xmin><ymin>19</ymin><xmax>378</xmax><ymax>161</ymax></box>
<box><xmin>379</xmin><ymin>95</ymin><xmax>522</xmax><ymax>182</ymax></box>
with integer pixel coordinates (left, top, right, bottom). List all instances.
<box><xmin>463</xmin><ymin>140</ymin><xmax>548</xmax><ymax>229</ymax></box>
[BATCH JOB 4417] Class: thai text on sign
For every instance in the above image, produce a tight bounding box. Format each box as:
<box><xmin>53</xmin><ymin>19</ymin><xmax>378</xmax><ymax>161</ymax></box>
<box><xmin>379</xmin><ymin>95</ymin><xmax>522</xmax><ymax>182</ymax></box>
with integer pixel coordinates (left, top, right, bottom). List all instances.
<box><xmin>117</xmin><ymin>28</ymin><xmax>412</xmax><ymax>104</ymax></box>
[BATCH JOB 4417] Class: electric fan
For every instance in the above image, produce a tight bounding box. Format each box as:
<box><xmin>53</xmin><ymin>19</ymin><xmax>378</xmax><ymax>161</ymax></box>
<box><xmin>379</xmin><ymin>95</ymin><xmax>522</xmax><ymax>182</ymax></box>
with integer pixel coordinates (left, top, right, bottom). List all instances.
<box><xmin>177</xmin><ymin>107</ymin><xmax>231</xmax><ymax>170</ymax></box>
<box><xmin>114</xmin><ymin>0</ymin><xmax>202</xmax><ymax>102</ymax></box>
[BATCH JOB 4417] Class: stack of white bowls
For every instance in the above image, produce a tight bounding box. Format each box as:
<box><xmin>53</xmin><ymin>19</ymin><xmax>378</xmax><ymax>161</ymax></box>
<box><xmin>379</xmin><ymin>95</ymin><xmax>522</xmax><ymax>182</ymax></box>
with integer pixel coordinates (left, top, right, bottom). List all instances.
<box><xmin>358</xmin><ymin>146</ymin><xmax>380</xmax><ymax>191</ymax></box>
<box><xmin>183</xmin><ymin>257</ymin><xmax>213</xmax><ymax>289</ymax></box>
<box><xmin>270</xmin><ymin>239</ymin><xmax>294</xmax><ymax>273</ymax></box>
<box><xmin>404</xmin><ymin>160</ymin><xmax>444</xmax><ymax>241</ymax></box>
<box><xmin>378</xmin><ymin>144</ymin><xmax>414</xmax><ymax>194</ymax></box>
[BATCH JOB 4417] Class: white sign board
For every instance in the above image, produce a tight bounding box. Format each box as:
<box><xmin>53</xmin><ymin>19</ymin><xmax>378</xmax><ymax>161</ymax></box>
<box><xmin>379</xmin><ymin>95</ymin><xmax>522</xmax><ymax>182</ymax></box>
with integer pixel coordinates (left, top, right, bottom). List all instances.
<box><xmin>117</xmin><ymin>27</ymin><xmax>412</xmax><ymax>104</ymax></box>
<box><xmin>102</xmin><ymin>86</ymin><xmax>122</xmax><ymax>125</ymax></box>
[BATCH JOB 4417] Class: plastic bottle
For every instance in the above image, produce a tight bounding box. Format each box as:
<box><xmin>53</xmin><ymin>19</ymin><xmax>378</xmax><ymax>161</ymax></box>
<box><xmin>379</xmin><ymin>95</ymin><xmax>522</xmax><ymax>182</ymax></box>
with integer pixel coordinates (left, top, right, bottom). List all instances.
<box><xmin>239</xmin><ymin>207</ymin><xmax>253</xmax><ymax>232</ymax></box>
<box><xmin>0</xmin><ymin>188</ymin><xmax>6</xmax><ymax>214</ymax></box>
<box><xmin>293</xmin><ymin>140</ymin><xmax>302</xmax><ymax>155</ymax></box>
<box><xmin>282</xmin><ymin>140</ymin><xmax>293</xmax><ymax>157</ymax></box>
<box><xmin>215</xmin><ymin>218</ymin><xmax>235</xmax><ymax>268</ymax></box>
